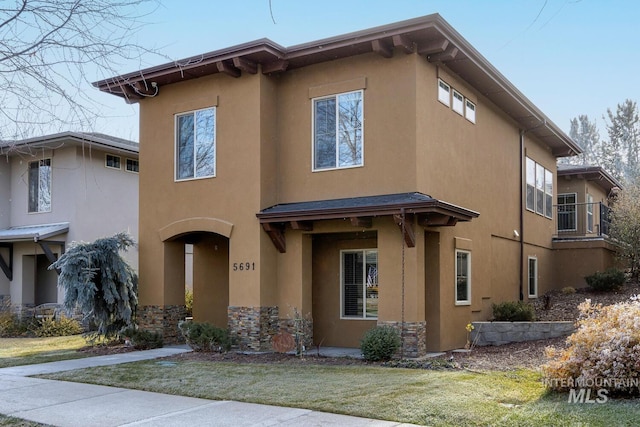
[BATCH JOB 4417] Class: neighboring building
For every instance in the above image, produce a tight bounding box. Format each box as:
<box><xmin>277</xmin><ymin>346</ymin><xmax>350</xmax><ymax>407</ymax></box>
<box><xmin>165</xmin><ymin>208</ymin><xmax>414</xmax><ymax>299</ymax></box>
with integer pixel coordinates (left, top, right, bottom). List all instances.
<box><xmin>95</xmin><ymin>14</ymin><xmax>596</xmax><ymax>354</ymax></box>
<box><xmin>0</xmin><ymin>132</ymin><xmax>139</xmax><ymax>313</ymax></box>
<box><xmin>552</xmin><ymin>165</ymin><xmax>622</xmax><ymax>289</ymax></box>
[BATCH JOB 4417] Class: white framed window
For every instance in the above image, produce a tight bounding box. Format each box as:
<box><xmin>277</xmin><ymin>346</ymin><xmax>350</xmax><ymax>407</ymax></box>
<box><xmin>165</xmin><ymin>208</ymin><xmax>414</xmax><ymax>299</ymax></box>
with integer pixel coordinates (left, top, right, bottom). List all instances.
<box><xmin>438</xmin><ymin>79</ymin><xmax>451</xmax><ymax>106</ymax></box>
<box><xmin>455</xmin><ymin>249</ymin><xmax>471</xmax><ymax>305</ymax></box>
<box><xmin>557</xmin><ymin>193</ymin><xmax>577</xmax><ymax>231</ymax></box>
<box><xmin>341</xmin><ymin>249</ymin><xmax>378</xmax><ymax>319</ymax></box>
<box><xmin>465</xmin><ymin>99</ymin><xmax>476</xmax><ymax>123</ymax></box>
<box><xmin>313</xmin><ymin>90</ymin><xmax>363</xmax><ymax>171</ymax></box>
<box><xmin>28</xmin><ymin>159</ymin><xmax>51</xmax><ymax>213</ymax></box>
<box><xmin>105</xmin><ymin>154</ymin><xmax>121</xmax><ymax>169</ymax></box>
<box><xmin>525</xmin><ymin>157</ymin><xmax>553</xmax><ymax>219</ymax></box>
<box><xmin>528</xmin><ymin>256</ymin><xmax>538</xmax><ymax>298</ymax></box>
<box><xmin>452</xmin><ymin>89</ymin><xmax>464</xmax><ymax>115</ymax></box>
<box><xmin>125</xmin><ymin>158</ymin><xmax>139</xmax><ymax>173</ymax></box>
<box><xmin>586</xmin><ymin>194</ymin><xmax>594</xmax><ymax>233</ymax></box>
<box><xmin>175</xmin><ymin>107</ymin><xmax>216</xmax><ymax>181</ymax></box>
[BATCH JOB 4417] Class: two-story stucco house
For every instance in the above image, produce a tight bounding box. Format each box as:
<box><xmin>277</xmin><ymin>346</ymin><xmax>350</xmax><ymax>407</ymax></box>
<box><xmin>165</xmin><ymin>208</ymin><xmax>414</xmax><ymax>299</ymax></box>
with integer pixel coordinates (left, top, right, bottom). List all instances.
<box><xmin>0</xmin><ymin>132</ymin><xmax>139</xmax><ymax>314</ymax></box>
<box><xmin>94</xmin><ymin>14</ymin><xmax>605</xmax><ymax>355</ymax></box>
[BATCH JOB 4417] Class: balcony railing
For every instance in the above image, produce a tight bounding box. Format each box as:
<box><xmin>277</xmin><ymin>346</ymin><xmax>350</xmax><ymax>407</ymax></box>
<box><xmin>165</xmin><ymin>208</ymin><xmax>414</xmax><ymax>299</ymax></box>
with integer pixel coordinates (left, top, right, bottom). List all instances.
<box><xmin>554</xmin><ymin>202</ymin><xmax>611</xmax><ymax>238</ymax></box>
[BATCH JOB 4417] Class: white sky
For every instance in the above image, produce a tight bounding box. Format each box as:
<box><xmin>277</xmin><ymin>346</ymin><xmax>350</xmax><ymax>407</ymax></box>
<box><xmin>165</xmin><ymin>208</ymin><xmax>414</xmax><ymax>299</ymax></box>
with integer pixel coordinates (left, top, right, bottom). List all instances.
<box><xmin>90</xmin><ymin>0</ymin><xmax>640</xmax><ymax>141</ymax></box>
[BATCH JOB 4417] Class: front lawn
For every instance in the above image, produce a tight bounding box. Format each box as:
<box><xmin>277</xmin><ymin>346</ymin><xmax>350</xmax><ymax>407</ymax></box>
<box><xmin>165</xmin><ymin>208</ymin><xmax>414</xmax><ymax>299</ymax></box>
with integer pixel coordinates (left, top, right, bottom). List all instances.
<box><xmin>0</xmin><ymin>336</ymin><xmax>87</xmax><ymax>368</ymax></box>
<box><xmin>41</xmin><ymin>360</ymin><xmax>640</xmax><ymax>426</ymax></box>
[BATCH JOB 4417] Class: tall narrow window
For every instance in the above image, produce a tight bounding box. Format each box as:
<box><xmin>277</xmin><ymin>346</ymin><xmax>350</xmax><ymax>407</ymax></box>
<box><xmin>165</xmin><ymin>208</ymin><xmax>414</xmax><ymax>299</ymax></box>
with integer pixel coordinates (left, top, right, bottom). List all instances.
<box><xmin>452</xmin><ymin>89</ymin><xmax>464</xmax><ymax>115</ymax></box>
<box><xmin>313</xmin><ymin>91</ymin><xmax>363</xmax><ymax>171</ymax></box>
<box><xmin>341</xmin><ymin>249</ymin><xmax>378</xmax><ymax>319</ymax></box>
<box><xmin>465</xmin><ymin>99</ymin><xmax>476</xmax><ymax>123</ymax></box>
<box><xmin>586</xmin><ymin>194</ymin><xmax>594</xmax><ymax>233</ymax></box>
<box><xmin>28</xmin><ymin>159</ymin><xmax>51</xmax><ymax>213</ymax></box>
<box><xmin>545</xmin><ymin>169</ymin><xmax>553</xmax><ymax>219</ymax></box>
<box><xmin>557</xmin><ymin>193</ymin><xmax>577</xmax><ymax>231</ymax></box>
<box><xmin>438</xmin><ymin>79</ymin><xmax>451</xmax><ymax>106</ymax></box>
<box><xmin>455</xmin><ymin>250</ymin><xmax>471</xmax><ymax>305</ymax></box>
<box><xmin>528</xmin><ymin>257</ymin><xmax>538</xmax><ymax>298</ymax></box>
<box><xmin>535</xmin><ymin>163</ymin><xmax>545</xmax><ymax>216</ymax></box>
<box><xmin>176</xmin><ymin>107</ymin><xmax>215</xmax><ymax>180</ymax></box>
<box><xmin>526</xmin><ymin>158</ymin><xmax>535</xmax><ymax>211</ymax></box>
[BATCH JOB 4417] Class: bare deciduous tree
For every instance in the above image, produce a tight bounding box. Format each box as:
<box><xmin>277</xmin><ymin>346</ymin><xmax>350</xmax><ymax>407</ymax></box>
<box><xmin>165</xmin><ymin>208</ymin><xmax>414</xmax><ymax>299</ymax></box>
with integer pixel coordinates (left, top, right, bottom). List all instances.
<box><xmin>0</xmin><ymin>0</ymin><xmax>158</xmax><ymax>140</ymax></box>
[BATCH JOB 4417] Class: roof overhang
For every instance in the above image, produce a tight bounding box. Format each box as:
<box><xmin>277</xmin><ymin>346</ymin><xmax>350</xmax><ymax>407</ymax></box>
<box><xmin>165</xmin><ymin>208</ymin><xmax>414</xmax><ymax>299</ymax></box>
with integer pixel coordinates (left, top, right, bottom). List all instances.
<box><xmin>0</xmin><ymin>132</ymin><xmax>138</xmax><ymax>156</ymax></box>
<box><xmin>257</xmin><ymin>192</ymin><xmax>479</xmax><ymax>253</ymax></box>
<box><xmin>0</xmin><ymin>222</ymin><xmax>69</xmax><ymax>243</ymax></box>
<box><xmin>94</xmin><ymin>14</ymin><xmax>580</xmax><ymax>158</ymax></box>
<box><xmin>557</xmin><ymin>165</ymin><xmax>623</xmax><ymax>194</ymax></box>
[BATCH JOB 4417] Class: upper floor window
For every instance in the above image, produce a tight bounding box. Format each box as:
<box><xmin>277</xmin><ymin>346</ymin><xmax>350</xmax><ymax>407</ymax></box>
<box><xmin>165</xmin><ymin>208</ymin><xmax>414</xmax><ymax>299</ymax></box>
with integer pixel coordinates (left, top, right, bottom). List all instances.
<box><xmin>126</xmin><ymin>158</ymin><xmax>139</xmax><ymax>173</ymax></box>
<box><xmin>341</xmin><ymin>249</ymin><xmax>378</xmax><ymax>319</ymax></box>
<box><xmin>455</xmin><ymin>249</ymin><xmax>471</xmax><ymax>305</ymax></box>
<box><xmin>313</xmin><ymin>90</ymin><xmax>363</xmax><ymax>171</ymax></box>
<box><xmin>525</xmin><ymin>157</ymin><xmax>553</xmax><ymax>219</ymax></box>
<box><xmin>105</xmin><ymin>154</ymin><xmax>121</xmax><ymax>169</ymax></box>
<box><xmin>452</xmin><ymin>89</ymin><xmax>464</xmax><ymax>115</ymax></box>
<box><xmin>586</xmin><ymin>194</ymin><xmax>594</xmax><ymax>233</ymax></box>
<box><xmin>28</xmin><ymin>159</ymin><xmax>51</xmax><ymax>213</ymax></box>
<box><xmin>465</xmin><ymin>99</ymin><xmax>476</xmax><ymax>123</ymax></box>
<box><xmin>438</xmin><ymin>79</ymin><xmax>451</xmax><ymax>106</ymax></box>
<box><xmin>557</xmin><ymin>193</ymin><xmax>577</xmax><ymax>231</ymax></box>
<box><xmin>176</xmin><ymin>107</ymin><xmax>216</xmax><ymax>180</ymax></box>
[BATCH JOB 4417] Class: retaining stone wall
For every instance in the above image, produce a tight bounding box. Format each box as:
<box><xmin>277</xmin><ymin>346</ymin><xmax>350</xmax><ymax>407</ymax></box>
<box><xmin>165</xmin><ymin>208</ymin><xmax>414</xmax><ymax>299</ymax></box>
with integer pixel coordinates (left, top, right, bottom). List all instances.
<box><xmin>470</xmin><ymin>321</ymin><xmax>575</xmax><ymax>346</ymax></box>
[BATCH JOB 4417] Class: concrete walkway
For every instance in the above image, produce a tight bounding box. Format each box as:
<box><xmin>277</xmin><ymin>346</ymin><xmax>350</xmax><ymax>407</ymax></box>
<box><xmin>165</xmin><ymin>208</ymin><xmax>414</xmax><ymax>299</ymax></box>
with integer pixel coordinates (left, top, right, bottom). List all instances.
<box><xmin>0</xmin><ymin>346</ymin><xmax>420</xmax><ymax>426</ymax></box>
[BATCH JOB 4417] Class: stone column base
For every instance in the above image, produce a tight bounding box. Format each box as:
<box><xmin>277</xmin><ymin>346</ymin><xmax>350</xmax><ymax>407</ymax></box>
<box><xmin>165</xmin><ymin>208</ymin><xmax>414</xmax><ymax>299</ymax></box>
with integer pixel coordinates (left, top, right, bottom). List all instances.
<box><xmin>137</xmin><ymin>305</ymin><xmax>187</xmax><ymax>344</ymax></box>
<box><xmin>228</xmin><ymin>306</ymin><xmax>279</xmax><ymax>351</ymax></box>
<box><xmin>377</xmin><ymin>320</ymin><xmax>427</xmax><ymax>358</ymax></box>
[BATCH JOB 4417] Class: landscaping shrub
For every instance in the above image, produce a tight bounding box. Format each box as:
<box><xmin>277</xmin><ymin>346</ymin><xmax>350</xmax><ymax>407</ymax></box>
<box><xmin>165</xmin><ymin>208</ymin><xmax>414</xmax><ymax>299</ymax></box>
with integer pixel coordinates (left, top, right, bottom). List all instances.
<box><xmin>584</xmin><ymin>268</ymin><xmax>626</xmax><ymax>292</ymax></box>
<box><xmin>0</xmin><ymin>311</ymin><xmax>30</xmax><ymax>337</ymax></box>
<box><xmin>179</xmin><ymin>321</ymin><xmax>231</xmax><ymax>352</ymax></box>
<box><xmin>360</xmin><ymin>326</ymin><xmax>401</xmax><ymax>362</ymax></box>
<box><xmin>185</xmin><ymin>289</ymin><xmax>193</xmax><ymax>317</ymax></box>
<box><xmin>561</xmin><ymin>286</ymin><xmax>576</xmax><ymax>294</ymax></box>
<box><xmin>120</xmin><ymin>327</ymin><xmax>163</xmax><ymax>350</ymax></box>
<box><xmin>492</xmin><ymin>301</ymin><xmax>535</xmax><ymax>321</ymax></box>
<box><xmin>32</xmin><ymin>315</ymin><xmax>83</xmax><ymax>337</ymax></box>
<box><xmin>542</xmin><ymin>297</ymin><xmax>640</xmax><ymax>396</ymax></box>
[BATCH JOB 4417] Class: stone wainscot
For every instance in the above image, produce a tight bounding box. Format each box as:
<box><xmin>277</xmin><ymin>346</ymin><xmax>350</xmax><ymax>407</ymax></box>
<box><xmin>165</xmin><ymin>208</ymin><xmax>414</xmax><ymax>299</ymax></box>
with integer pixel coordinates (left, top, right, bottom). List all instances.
<box><xmin>470</xmin><ymin>321</ymin><xmax>575</xmax><ymax>346</ymax></box>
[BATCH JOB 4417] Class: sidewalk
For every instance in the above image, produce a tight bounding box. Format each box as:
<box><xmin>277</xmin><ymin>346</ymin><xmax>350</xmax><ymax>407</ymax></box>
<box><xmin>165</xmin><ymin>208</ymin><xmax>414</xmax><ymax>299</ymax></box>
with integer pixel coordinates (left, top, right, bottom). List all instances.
<box><xmin>0</xmin><ymin>347</ymin><xmax>420</xmax><ymax>426</ymax></box>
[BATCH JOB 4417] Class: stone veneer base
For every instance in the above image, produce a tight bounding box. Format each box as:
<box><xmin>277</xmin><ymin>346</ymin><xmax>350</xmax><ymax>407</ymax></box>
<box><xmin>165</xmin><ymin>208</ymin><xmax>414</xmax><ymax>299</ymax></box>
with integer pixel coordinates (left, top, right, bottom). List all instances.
<box><xmin>228</xmin><ymin>306</ymin><xmax>279</xmax><ymax>351</ymax></box>
<box><xmin>377</xmin><ymin>320</ymin><xmax>427</xmax><ymax>358</ymax></box>
<box><xmin>138</xmin><ymin>305</ymin><xmax>187</xmax><ymax>344</ymax></box>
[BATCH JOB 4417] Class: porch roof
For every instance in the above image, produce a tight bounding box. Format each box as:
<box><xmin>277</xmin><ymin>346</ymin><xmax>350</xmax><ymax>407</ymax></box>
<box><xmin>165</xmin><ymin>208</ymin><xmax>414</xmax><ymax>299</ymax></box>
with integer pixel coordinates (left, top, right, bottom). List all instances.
<box><xmin>0</xmin><ymin>222</ymin><xmax>69</xmax><ymax>243</ymax></box>
<box><xmin>257</xmin><ymin>192</ymin><xmax>479</xmax><ymax>253</ymax></box>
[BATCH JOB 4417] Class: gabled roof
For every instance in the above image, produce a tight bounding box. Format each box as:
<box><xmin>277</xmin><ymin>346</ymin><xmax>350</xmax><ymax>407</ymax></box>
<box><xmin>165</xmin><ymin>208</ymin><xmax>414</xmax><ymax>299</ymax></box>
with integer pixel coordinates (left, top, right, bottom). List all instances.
<box><xmin>0</xmin><ymin>131</ymin><xmax>138</xmax><ymax>156</ymax></box>
<box><xmin>557</xmin><ymin>164</ymin><xmax>623</xmax><ymax>194</ymax></box>
<box><xmin>94</xmin><ymin>14</ymin><xmax>580</xmax><ymax>158</ymax></box>
<box><xmin>0</xmin><ymin>222</ymin><xmax>69</xmax><ymax>243</ymax></box>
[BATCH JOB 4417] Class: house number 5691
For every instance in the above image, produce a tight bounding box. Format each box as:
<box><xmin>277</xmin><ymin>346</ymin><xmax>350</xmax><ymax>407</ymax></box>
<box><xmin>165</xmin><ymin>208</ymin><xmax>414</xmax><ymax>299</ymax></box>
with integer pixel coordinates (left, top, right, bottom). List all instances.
<box><xmin>233</xmin><ymin>262</ymin><xmax>255</xmax><ymax>271</ymax></box>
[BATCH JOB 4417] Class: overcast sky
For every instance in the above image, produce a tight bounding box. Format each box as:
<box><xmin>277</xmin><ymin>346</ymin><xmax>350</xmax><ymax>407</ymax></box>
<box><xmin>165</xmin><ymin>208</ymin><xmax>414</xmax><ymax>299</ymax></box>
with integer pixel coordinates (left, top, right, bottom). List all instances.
<box><xmin>91</xmin><ymin>0</ymin><xmax>640</xmax><ymax>141</ymax></box>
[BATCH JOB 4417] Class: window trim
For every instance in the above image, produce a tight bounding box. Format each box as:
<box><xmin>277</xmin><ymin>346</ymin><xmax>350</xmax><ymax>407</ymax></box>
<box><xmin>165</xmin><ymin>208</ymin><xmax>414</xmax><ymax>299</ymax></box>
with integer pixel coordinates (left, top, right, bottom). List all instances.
<box><xmin>105</xmin><ymin>154</ymin><xmax>121</xmax><ymax>170</ymax></box>
<box><xmin>125</xmin><ymin>158</ymin><xmax>139</xmax><ymax>174</ymax></box>
<box><xmin>525</xmin><ymin>157</ymin><xmax>553</xmax><ymax>219</ymax></box>
<box><xmin>28</xmin><ymin>158</ymin><xmax>52</xmax><ymax>214</ymax></box>
<box><xmin>339</xmin><ymin>248</ymin><xmax>378</xmax><ymax>320</ymax></box>
<box><xmin>311</xmin><ymin>90</ymin><xmax>364</xmax><ymax>172</ymax></box>
<box><xmin>174</xmin><ymin>106</ymin><xmax>216</xmax><ymax>182</ymax></box>
<box><xmin>452</xmin><ymin>89</ymin><xmax>464</xmax><ymax>115</ymax></box>
<box><xmin>438</xmin><ymin>79</ymin><xmax>451</xmax><ymax>106</ymax></box>
<box><xmin>465</xmin><ymin>99</ymin><xmax>476</xmax><ymax>123</ymax></box>
<box><xmin>455</xmin><ymin>249</ymin><xmax>471</xmax><ymax>306</ymax></box>
<box><xmin>528</xmin><ymin>256</ymin><xmax>538</xmax><ymax>298</ymax></box>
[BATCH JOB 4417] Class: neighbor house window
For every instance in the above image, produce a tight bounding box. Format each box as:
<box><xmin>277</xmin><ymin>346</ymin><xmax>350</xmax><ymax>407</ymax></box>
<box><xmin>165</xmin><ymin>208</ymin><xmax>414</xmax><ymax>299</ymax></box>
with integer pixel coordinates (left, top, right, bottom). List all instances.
<box><xmin>341</xmin><ymin>249</ymin><xmax>378</xmax><ymax>319</ymax></box>
<box><xmin>452</xmin><ymin>89</ymin><xmax>464</xmax><ymax>115</ymax></box>
<box><xmin>586</xmin><ymin>194</ymin><xmax>594</xmax><ymax>233</ymax></box>
<box><xmin>125</xmin><ymin>158</ymin><xmax>139</xmax><ymax>173</ymax></box>
<box><xmin>455</xmin><ymin>250</ymin><xmax>471</xmax><ymax>305</ymax></box>
<box><xmin>28</xmin><ymin>159</ymin><xmax>51</xmax><ymax>213</ymax></box>
<box><xmin>105</xmin><ymin>154</ymin><xmax>121</xmax><ymax>169</ymax></box>
<box><xmin>313</xmin><ymin>90</ymin><xmax>363</xmax><ymax>171</ymax></box>
<box><xmin>557</xmin><ymin>193</ymin><xmax>577</xmax><ymax>231</ymax></box>
<box><xmin>438</xmin><ymin>79</ymin><xmax>450</xmax><ymax>106</ymax></box>
<box><xmin>176</xmin><ymin>107</ymin><xmax>216</xmax><ymax>180</ymax></box>
<box><xmin>465</xmin><ymin>99</ymin><xmax>476</xmax><ymax>123</ymax></box>
<box><xmin>525</xmin><ymin>157</ymin><xmax>553</xmax><ymax>218</ymax></box>
<box><xmin>528</xmin><ymin>256</ymin><xmax>538</xmax><ymax>298</ymax></box>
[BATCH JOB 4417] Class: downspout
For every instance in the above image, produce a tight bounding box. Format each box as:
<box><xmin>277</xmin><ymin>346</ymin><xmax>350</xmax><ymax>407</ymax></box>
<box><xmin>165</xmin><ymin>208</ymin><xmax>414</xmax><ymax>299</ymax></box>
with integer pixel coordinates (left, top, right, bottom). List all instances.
<box><xmin>519</xmin><ymin>130</ymin><xmax>525</xmax><ymax>301</ymax></box>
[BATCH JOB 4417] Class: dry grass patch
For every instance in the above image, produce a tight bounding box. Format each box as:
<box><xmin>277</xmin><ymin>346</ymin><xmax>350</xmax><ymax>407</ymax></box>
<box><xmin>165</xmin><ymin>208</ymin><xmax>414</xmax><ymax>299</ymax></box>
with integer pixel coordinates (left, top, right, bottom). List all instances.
<box><xmin>0</xmin><ymin>336</ymin><xmax>87</xmax><ymax>368</ymax></box>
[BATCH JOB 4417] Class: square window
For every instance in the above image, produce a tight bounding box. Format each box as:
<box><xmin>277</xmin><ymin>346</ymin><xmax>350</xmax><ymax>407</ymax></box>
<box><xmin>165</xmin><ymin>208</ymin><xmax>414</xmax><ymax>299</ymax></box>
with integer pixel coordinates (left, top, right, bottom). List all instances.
<box><xmin>28</xmin><ymin>159</ymin><xmax>51</xmax><ymax>213</ymax></box>
<box><xmin>313</xmin><ymin>91</ymin><xmax>363</xmax><ymax>171</ymax></box>
<box><xmin>105</xmin><ymin>154</ymin><xmax>121</xmax><ymax>169</ymax></box>
<box><xmin>455</xmin><ymin>250</ymin><xmax>471</xmax><ymax>305</ymax></box>
<box><xmin>452</xmin><ymin>90</ymin><xmax>464</xmax><ymax>115</ymax></box>
<box><xmin>176</xmin><ymin>107</ymin><xmax>216</xmax><ymax>180</ymax></box>
<box><xmin>341</xmin><ymin>249</ymin><xmax>378</xmax><ymax>319</ymax></box>
<box><xmin>438</xmin><ymin>79</ymin><xmax>450</xmax><ymax>106</ymax></box>
<box><xmin>125</xmin><ymin>158</ymin><xmax>139</xmax><ymax>173</ymax></box>
<box><xmin>528</xmin><ymin>257</ymin><xmax>538</xmax><ymax>298</ymax></box>
<box><xmin>465</xmin><ymin>99</ymin><xmax>476</xmax><ymax>123</ymax></box>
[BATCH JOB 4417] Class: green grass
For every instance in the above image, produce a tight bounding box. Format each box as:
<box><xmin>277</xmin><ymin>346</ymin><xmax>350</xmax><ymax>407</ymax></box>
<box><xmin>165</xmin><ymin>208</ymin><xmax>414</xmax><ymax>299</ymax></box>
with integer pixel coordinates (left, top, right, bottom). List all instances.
<box><xmin>40</xmin><ymin>360</ymin><xmax>640</xmax><ymax>426</ymax></box>
<box><xmin>0</xmin><ymin>336</ymin><xmax>87</xmax><ymax>368</ymax></box>
<box><xmin>0</xmin><ymin>415</ymin><xmax>48</xmax><ymax>426</ymax></box>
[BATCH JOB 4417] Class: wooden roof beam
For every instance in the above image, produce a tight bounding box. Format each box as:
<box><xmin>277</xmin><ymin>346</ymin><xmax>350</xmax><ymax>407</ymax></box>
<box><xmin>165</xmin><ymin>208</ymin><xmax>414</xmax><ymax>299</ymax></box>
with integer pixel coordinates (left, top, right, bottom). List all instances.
<box><xmin>262</xmin><ymin>60</ymin><xmax>289</xmax><ymax>74</ymax></box>
<box><xmin>290</xmin><ymin>221</ymin><xmax>313</xmax><ymax>231</ymax></box>
<box><xmin>419</xmin><ymin>214</ymin><xmax>459</xmax><ymax>227</ymax></box>
<box><xmin>216</xmin><ymin>61</ymin><xmax>241</xmax><ymax>78</ymax></box>
<box><xmin>233</xmin><ymin>57</ymin><xmax>258</xmax><ymax>74</ymax></box>
<box><xmin>372</xmin><ymin>39</ymin><xmax>393</xmax><ymax>58</ymax></box>
<box><xmin>427</xmin><ymin>46</ymin><xmax>459</xmax><ymax>63</ymax></box>
<box><xmin>418</xmin><ymin>39</ymin><xmax>449</xmax><ymax>55</ymax></box>
<box><xmin>392</xmin><ymin>34</ymin><xmax>415</xmax><ymax>53</ymax></box>
<box><xmin>262</xmin><ymin>223</ymin><xmax>286</xmax><ymax>253</ymax></box>
<box><xmin>393</xmin><ymin>214</ymin><xmax>416</xmax><ymax>248</ymax></box>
